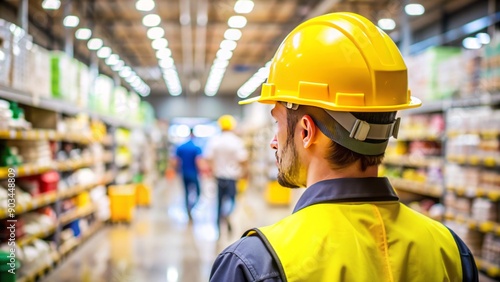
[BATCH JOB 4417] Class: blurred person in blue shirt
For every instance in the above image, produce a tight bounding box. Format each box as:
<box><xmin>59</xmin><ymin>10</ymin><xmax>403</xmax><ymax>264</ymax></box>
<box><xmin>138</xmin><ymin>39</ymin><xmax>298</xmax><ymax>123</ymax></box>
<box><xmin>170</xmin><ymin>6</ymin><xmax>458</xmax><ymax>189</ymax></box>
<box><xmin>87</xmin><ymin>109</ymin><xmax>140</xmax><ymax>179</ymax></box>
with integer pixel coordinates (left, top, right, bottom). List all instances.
<box><xmin>175</xmin><ymin>128</ymin><xmax>202</xmax><ymax>221</ymax></box>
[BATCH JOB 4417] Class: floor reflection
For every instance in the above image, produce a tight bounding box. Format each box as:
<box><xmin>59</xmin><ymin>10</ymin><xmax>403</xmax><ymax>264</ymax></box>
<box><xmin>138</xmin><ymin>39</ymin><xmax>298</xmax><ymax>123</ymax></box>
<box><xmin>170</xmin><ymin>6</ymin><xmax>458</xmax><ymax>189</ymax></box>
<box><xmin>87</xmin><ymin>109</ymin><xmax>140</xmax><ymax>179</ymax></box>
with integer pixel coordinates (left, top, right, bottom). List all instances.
<box><xmin>40</xmin><ymin>177</ymin><xmax>296</xmax><ymax>282</ymax></box>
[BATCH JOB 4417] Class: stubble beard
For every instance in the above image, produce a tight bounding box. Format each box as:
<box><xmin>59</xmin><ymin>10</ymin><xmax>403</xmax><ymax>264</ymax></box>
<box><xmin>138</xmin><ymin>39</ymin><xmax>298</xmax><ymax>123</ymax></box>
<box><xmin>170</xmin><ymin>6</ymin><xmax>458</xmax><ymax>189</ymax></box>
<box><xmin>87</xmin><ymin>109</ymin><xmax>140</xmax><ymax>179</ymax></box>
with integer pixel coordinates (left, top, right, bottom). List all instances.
<box><xmin>276</xmin><ymin>136</ymin><xmax>301</xmax><ymax>188</ymax></box>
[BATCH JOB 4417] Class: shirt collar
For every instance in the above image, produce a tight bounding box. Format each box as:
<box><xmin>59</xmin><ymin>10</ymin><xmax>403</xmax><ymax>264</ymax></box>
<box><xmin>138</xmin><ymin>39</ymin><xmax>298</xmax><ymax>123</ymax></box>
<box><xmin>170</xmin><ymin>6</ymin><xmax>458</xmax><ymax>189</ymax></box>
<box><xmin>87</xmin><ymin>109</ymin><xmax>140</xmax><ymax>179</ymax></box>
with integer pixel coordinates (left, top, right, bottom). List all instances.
<box><xmin>293</xmin><ymin>177</ymin><xmax>399</xmax><ymax>213</ymax></box>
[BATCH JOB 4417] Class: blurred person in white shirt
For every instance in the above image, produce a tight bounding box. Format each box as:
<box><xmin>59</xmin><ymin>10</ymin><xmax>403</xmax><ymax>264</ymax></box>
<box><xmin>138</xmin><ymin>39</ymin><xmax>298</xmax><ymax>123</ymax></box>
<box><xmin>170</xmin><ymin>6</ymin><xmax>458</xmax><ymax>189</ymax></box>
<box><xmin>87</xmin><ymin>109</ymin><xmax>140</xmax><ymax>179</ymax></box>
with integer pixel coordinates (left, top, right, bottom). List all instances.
<box><xmin>205</xmin><ymin>115</ymin><xmax>248</xmax><ymax>235</ymax></box>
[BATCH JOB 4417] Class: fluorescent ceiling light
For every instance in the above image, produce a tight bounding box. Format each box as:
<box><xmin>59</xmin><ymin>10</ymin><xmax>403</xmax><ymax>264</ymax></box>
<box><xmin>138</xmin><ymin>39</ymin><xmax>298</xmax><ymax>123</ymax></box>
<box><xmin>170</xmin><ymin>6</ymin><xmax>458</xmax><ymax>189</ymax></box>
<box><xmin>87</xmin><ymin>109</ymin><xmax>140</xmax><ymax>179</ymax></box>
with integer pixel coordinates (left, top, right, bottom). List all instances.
<box><xmin>378</xmin><ymin>18</ymin><xmax>396</xmax><ymax>30</ymax></box>
<box><xmin>156</xmin><ymin>48</ymin><xmax>172</xmax><ymax>59</ymax></box>
<box><xmin>42</xmin><ymin>0</ymin><xmax>61</xmax><ymax>10</ymax></box>
<box><xmin>63</xmin><ymin>15</ymin><xmax>80</xmax><ymax>28</ymax></box>
<box><xmin>216</xmin><ymin>49</ymin><xmax>233</xmax><ymax>60</ymax></box>
<box><xmin>87</xmin><ymin>38</ymin><xmax>103</xmax><ymax>50</ymax></box>
<box><xmin>143</xmin><ymin>14</ymin><xmax>161</xmax><ymax>27</ymax></box>
<box><xmin>234</xmin><ymin>0</ymin><xmax>254</xmax><ymax>14</ymax></box>
<box><xmin>213</xmin><ymin>59</ymin><xmax>229</xmax><ymax>69</ymax></box>
<box><xmin>96</xmin><ymin>46</ymin><xmax>112</xmax><ymax>58</ymax></box>
<box><xmin>136</xmin><ymin>0</ymin><xmax>155</xmax><ymax>11</ymax></box>
<box><xmin>147</xmin><ymin>27</ymin><xmax>164</xmax><ymax>39</ymax></box>
<box><xmin>228</xmin><ymin>16</ymin><xmax>247</xmax><ymax>28</ymax></box>
<box><xmin>119</xmin><ymin>66</ymin><xmax>132</xmax><ymax>78</ymax></box>
<box><xmin>462</xmin><ymin>37</ymin><xmax>481</xmax><ymax>49</ymax></box>
<box><xmin>224</xmin><ymin>29</ymin><xmax>242</xmax><ymax>41</ymax></box>
<box><xmin>220</xmin><ymin>40</ymin><xmax>237</xmax><ymax>51</ymax></box>
<box><xmin>106</xmin><ymin>54</ymin><xmax>120</xmax><ymax>65</ymax></box>
<box><xmin>405</xmin><ymin>4</ymin><xmax>425</xmax><ymax>16</ymax></box>
<box><xmin>159</xmin><ymin>57</ymin><xmax>174</xmax><ymax>68</ymax></box>
<box><xmin>152</xmin><ymin>38</ymin><xmax>168</xmax><ymax>49</ymax></box>
<box><xmin>75</xmin><ymin>28</ymin><xmax>92</xmax><ymax>40</ymax></box>
<box><xmin>112</xmin><ymin>60</ymin><xmax>125</xmax><ymax>71</ymax></box>
<box><xmin>476</xmin><ymin>33</ymin><xmax>490</xmax><ymax>44</ymax></box>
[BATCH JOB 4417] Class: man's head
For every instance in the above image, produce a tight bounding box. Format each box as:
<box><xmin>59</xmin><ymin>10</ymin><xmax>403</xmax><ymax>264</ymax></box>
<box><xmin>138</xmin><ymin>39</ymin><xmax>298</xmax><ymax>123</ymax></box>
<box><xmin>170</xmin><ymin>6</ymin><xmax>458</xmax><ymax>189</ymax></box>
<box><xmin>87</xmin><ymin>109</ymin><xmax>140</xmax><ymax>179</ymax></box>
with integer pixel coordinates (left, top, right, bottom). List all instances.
<box><xmin>241</xmin><ymin>12</ymin><xmax>422</xmax><ymax>187</ymax></box>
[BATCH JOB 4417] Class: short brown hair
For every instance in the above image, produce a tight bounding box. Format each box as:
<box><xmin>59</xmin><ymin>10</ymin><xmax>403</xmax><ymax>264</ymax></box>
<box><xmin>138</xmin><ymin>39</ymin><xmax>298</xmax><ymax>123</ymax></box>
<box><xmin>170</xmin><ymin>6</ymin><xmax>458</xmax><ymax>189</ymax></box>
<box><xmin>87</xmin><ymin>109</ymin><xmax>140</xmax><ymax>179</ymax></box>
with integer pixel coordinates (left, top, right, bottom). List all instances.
<box><xmin>285</xmin><ymin>105</ymin><xmax>397</xmax><ymax>171</ymax></box>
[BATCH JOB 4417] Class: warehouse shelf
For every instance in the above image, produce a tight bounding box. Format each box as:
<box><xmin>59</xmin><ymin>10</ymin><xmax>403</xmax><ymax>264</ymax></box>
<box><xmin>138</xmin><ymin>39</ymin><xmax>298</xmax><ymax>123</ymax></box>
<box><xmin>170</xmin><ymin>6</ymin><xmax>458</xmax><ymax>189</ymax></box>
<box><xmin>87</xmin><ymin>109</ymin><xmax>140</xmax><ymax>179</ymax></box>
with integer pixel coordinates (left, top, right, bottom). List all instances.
<box><xmin>446</xmin><ymin>186</ymin><xmax>500</xmax><ymax>201</ymax></box>
<box><xmin>389</xmin><ymin>177</ymin><xmax>443</xmax><ymax>198</ymax></box>
<box><xmin>17</xmin><ymin>225</ymin><xmax>57</xmax><ymax>248</ymax></box>
<box><xmin>0</xmin><ymin>156</ymin><xmax>110</xmax><ymax>179</ymax></box>
<box><xmin>476</xmin><ymin>258</ymin><xmax>500</xmax><ymax>279</ymax></box>
<box><xmin>0</xmin><ymin>174</ymin><xmax>113</xmax><ymax>219</ymax></box>
<box><xmin>16</xmin><ymin>220</ymin><xmax>104</xmax><ymax>282</ymax></box>
<box><xmin>60</xmin><ymin>204</ymin><xmax>96</xmax><ymax>226</ymax></box>
<box><xmin>0</xmin><ymin>85</ymin><xmax>145</xmax><ymax>130</ymax></box>
<box><xmin>393</xmin><ymin>135</ymin><xmax>444</xmax><ymax>142</ymax></box>
<box><xmin>16</xmin><ymin>251</ymin><xmax>60</xmax><ymax>282</ymax></box>
<box><xmin>0</xmin><ymin>129</ymin><xmax>102</xmax><ymax>144</ymax></box>
<box><xmin>404</xmin><ymin>93</ymin><xmax>500</xmax><ymax>115</ymax></box>
<box><xmin>445</xmin><ymin>213</ymin><xmax>500</xmax><ymax>236</ymax></box>
<box><xmin>384</xmin><ymin>156</ymin><xmax>443</xmax><ymax>168</ymax></box>
<box><xmin>447</xmin><ymin>155</ymin><xmax>499</xmax><ymax>168</ymax></box>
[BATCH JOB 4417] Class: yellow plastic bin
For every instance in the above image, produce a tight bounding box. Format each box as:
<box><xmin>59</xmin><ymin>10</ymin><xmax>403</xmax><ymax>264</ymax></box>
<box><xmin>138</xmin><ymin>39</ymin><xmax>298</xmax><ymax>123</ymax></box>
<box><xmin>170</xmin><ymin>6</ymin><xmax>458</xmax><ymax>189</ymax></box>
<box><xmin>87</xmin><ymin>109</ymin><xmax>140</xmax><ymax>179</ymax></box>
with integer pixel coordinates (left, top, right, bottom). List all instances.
<box><xmin>135</xmin><ymin>183</ymin><xmax>152</xmax><ymax>206</ymax></box>
<box><xmin>265</xmin><ymin>180</ymin><xmax>291</xmax><ymax>206</ymax></box>
<box><xmin>109</xmin><ymin>185</ymin><xmax>136</xmax><ymax>222</ymax></box>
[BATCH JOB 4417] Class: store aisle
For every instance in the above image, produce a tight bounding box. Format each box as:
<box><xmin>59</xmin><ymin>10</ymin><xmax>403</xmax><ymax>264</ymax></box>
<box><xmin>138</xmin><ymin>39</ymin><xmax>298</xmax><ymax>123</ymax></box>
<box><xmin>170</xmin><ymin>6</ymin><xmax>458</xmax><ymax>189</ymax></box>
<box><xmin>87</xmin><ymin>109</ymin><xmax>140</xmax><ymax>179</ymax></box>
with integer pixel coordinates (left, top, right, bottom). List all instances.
<box><xmin>40</xmin><ymin>176</ymin><xmax>297</xmax><ymax>282</ymax></box>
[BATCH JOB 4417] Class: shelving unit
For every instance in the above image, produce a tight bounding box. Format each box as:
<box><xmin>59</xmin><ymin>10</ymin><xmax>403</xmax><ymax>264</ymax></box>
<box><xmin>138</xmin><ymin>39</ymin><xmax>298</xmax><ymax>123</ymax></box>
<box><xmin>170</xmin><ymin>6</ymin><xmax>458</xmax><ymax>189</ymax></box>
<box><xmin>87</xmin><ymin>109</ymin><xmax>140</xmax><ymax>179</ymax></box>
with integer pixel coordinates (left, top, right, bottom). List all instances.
<box><xmin>0</xmin><ymin>82</ymin><xmax>156</xmax><ymax>281</ymax></box>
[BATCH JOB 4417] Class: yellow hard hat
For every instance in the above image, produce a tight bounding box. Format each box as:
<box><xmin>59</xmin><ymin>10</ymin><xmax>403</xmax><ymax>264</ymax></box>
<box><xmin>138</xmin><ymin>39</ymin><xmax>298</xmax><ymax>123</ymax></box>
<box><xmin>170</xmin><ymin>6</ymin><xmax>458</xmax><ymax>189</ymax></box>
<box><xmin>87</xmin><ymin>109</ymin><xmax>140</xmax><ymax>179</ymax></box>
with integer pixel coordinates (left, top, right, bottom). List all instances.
<box><xmin>218</xmin><ymin>115</ymin><xmax>237</xmax><ymax>131</ymax></box>
<box><xmin>240</xmin><ymin>12</ymin><xmax>421</xmax><ymax>112</ymax></box>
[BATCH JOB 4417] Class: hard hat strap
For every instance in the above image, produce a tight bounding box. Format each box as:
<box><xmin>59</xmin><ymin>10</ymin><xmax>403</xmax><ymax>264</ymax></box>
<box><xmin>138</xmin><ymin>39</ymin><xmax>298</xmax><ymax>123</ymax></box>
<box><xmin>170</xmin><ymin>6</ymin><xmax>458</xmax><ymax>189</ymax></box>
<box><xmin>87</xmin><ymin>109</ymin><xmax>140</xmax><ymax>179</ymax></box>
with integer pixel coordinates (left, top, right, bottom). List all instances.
<box><xmin>324</xmin><ymin>110</ymin><xmax>400</xmax><ymax>141</ymax></box>
<box><xmin>313</xmin><ymin>117</ymin><xmax>389</xmax><ymax>156</ymax></box>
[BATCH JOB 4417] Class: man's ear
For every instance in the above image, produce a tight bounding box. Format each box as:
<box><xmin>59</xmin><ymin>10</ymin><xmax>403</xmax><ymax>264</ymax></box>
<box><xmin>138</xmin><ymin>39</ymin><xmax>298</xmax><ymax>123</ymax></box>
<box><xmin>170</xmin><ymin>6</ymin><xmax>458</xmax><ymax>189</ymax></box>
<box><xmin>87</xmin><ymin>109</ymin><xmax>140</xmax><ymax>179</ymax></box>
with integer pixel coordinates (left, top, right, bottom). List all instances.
<box><xmin>299</xmin><ymin>115</ymin><xmax>316</xmax><ymax>148</ymax></box>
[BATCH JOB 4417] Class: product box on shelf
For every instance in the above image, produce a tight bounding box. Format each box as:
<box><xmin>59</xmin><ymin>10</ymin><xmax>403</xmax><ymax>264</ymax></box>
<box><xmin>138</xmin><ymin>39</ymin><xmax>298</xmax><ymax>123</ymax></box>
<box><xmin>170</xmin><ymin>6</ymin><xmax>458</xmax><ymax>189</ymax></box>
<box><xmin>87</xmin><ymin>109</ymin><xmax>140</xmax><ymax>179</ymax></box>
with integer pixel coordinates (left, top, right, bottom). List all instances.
<box><xmin>50</xmin><ymin>51</ymin><xmax>72</xmax><ymax>100</ymax></box>
<box><xmin>10</xmin><ymin>26</ymin><xmax>33</xmax><ymax>93</ymax></box>
<box><xmin>27</xmin><ymin>44</ymin><xmax>51</xmax><ymax>99</ymax></box>
<box><xmin>0</xmin><ymin>19</ymin><xmax>12</xmax><ymax>87</ymax></box>
<box><xmin>128</xmin><ymin>91</ymin><xmax>140</xmax><ymax>121</ymax></box>
<box><xmin>90</xmin><ymin>74</ymin><xmax>113</xmax><ymax>114</ymax></box>
<box><xmin>111</xmin><ymin>86</ymin><xmax>128</xmax><ymax>117</ymax></box>
<box><xmin>77</xmin><ymin>62</ymin><xmax>91</xmax><ymax>108</ymax></box>
<box><xmin>406</xmin><ymin>46</ymin><xmax>462</xmax><ymax>101</ymax></box>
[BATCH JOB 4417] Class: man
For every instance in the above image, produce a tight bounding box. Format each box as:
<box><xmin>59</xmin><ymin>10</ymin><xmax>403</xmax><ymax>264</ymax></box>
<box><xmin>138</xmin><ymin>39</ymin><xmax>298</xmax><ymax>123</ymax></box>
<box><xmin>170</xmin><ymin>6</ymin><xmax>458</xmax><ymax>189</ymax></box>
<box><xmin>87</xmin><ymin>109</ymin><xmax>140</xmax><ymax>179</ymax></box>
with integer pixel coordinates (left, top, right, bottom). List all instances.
<box><xmin>205</xmin><ymin>115</ymin><xmax>248</xmax><ymax>234</ymax></box>
<box><xmin>175</xmin><ymin>128</ymin><xmax>202</xmax><ymax>221</ymax></box>
<box><xmin>210</xmin><ymin>12</ymin><xmax>478</xmax><ymax>281</ymax></box>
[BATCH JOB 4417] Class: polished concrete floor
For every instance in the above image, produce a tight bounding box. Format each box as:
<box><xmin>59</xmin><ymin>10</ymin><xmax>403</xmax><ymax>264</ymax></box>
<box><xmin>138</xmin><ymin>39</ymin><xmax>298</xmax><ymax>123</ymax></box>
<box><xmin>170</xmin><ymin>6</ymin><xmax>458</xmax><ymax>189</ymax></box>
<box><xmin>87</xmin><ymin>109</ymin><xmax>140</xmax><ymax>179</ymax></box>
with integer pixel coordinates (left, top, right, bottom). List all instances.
<box><xmin>41</xmin><ymin>177</ymin><xmax>298</xmax><ymax>282</ymax></box>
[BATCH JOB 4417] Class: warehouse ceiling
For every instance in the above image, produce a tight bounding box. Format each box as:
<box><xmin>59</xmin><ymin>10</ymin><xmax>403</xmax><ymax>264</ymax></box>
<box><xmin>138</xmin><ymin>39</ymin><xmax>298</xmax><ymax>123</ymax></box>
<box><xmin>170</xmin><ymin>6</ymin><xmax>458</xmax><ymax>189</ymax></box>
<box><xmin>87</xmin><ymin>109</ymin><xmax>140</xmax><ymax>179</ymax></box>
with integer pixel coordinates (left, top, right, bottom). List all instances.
<box><xmin>1</xmin><ymin>0</ymin><xmax>483</xmax><ymax>97</ymax></box>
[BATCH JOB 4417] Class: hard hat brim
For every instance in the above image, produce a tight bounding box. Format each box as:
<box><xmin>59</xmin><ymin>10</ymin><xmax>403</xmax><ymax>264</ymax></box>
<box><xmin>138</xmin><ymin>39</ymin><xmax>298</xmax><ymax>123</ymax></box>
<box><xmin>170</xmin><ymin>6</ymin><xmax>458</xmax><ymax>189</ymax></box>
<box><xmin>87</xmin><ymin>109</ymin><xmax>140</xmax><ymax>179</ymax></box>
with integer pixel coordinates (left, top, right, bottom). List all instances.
<box><xmin>239</xmin><ymin>95</ymin><xmax>422</xmax><ymax>112</ymax></box>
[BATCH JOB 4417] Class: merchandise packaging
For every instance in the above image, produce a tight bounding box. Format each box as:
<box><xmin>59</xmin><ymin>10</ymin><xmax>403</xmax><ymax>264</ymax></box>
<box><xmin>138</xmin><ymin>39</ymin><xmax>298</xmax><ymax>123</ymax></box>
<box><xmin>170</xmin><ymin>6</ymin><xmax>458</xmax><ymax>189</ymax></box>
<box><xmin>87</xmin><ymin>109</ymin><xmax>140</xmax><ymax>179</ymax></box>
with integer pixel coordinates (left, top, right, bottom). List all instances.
<box><xmin>406</xmin><ymin>46</ymin><xmax>463</xmax><ymax>101</ymax></box>
<box><xmin>10</xmin><ymin>25</ymin><xmax>33</xmax><ymax>93</ymax></box>
<box><xmin>0</xmin><ymin>19</ymin><xmax>12</xmax><ymax>87</ymax></box>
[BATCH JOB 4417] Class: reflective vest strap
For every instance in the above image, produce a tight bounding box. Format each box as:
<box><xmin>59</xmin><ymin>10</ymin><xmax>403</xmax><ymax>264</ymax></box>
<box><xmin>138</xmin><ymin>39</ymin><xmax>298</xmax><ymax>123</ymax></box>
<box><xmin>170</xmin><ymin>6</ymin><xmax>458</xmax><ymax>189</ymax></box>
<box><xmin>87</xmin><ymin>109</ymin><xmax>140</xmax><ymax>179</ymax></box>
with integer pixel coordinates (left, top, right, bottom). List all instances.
<box><xmin>446</xmin><ymin>227</ymin><xmax>479</xmax><ymax>282</ymax></box>
<box><xmin>243</xmin><ymin>228</ymin><xmax>288</xmax><ymax>282</ymax></box>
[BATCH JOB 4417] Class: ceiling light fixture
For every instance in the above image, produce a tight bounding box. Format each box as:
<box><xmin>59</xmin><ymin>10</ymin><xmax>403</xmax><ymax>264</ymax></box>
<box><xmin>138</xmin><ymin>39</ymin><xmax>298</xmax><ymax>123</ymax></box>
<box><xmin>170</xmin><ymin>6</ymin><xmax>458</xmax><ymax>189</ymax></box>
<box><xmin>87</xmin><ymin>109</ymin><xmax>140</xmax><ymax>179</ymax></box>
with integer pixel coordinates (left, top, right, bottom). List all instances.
<box><xmin>404</xmin><ymin>4</ymin><xmax>425</xmax><ymax>16</ymax></box>
<box><xmin>142</xmin><ymin>14</ymin><xmax>161</xmax><ymax>27</ymax></box>
<box><xmin>159</xmin><ymin>58</ymin><xmax>174</xmax><ymax>69</ymax></box>
<box><xmin>476</xmin><ymin>33</ymin><xmax>491</xmax><ymax>44</ymax></box>
<box><xmin>237</xmin><ymin>61</ymin><xmax>271</xmax><ymax>98</ymax></box>
<box><xmin>224</xmin><ymin>29</ymin><xmax>243</xmax><ymax>41</ymax></box>
<box><xmin>75</xmin><ymin>28</ymin><xmax>92</xmax><ymax>40</ymax></box>
<box><xmin>152</xmin><ymin>38</ymin><xmax>168</xmax><ymax>49</ymax></box>
<box><xmin>147</xmin><ymin>26</ymin><xmax>165</xmax><ymax>39</ymax></box>
<box><xmin>216</xmin><ymin>49</ymin><xmax>233</xmax><ymax>60</ymax></box>
<box><xmin>96</xmin><ymin>46</ymin><xmax>112</xmax><ymax>58</ymax></box>
<box><xmin>378</xmin><ymin>18</ymin><xmax>396</xmax><ymax>30</ymax></box>
<box><xmin>156</xmin><ymin>48</ymin><xmax>172</xmax><ymax>59</ymax></box>
<box><xmin>234</xmin><ymin>0</ymin><xmax>254</xmax><ymax>14</ymax></box>
<box><xmin>462</xmin><ymin>37</ymin><xmax>482</xmax><ymax>49</ymax></box>
<box><xmin>63</xmin><ymin>15</ymin><xmax>80</xmax><ymax>28</ymax></box>
<box><xmin>105</xmin><ymin>54</ymin><xmax>120</xmax><ymax>65</ymax></box>
<box><xmin>228</xmin><ymin>15</ymin><xmax>247</xmax><ymax>28</ymax></box>
<box><xmin>220</xmin><ymin>40</ymin><xmax>237</xmax><ymax>51</ymax></box>
<box><xmin>87</xmin><ymin>38</ymin><xmax>103</xmax><ymax>50</ymax></box>
<box><xmin>42</xmin><ymin>0</ymin><xmax>61</xmax><ymax>10</ymax></box>
<box><xmin>135</xmin><ymin>0</ymin><xmax>155</xmax><ymax>12</ymax></box>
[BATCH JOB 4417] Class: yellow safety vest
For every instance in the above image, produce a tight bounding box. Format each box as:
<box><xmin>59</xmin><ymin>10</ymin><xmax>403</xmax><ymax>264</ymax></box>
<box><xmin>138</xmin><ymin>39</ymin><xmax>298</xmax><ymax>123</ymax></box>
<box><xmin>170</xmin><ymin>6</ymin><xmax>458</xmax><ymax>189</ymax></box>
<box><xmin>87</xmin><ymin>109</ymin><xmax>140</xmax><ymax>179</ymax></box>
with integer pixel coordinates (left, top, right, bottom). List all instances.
<box><xmin>247</xmin><ymin>201</ymin><xmax>462</xmax><ymax>282</ymax></box>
